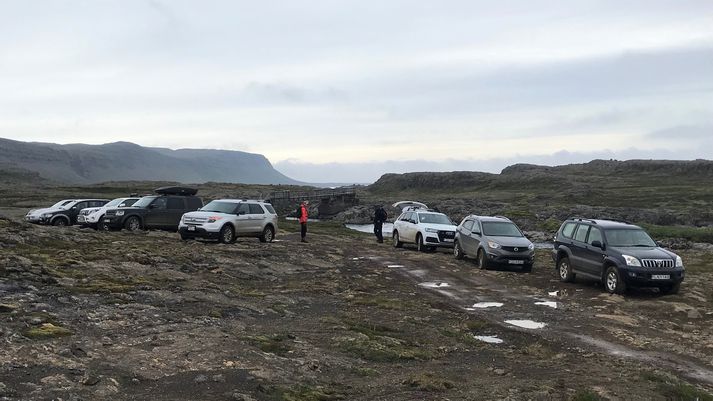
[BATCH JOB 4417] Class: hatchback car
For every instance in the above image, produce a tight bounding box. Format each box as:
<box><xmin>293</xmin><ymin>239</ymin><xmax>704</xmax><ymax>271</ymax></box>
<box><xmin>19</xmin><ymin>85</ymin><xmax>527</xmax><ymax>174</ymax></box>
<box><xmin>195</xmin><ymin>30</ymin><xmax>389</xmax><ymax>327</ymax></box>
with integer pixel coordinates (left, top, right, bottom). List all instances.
<box><xmin>453</xmin><ymin>215</ymin><xmax>534</xmax><ymax>271</ymax></box>
<box><xmin>552</xmin><ymin>218</ymin><xmax>684</xmax><ymax>294</ymax></box>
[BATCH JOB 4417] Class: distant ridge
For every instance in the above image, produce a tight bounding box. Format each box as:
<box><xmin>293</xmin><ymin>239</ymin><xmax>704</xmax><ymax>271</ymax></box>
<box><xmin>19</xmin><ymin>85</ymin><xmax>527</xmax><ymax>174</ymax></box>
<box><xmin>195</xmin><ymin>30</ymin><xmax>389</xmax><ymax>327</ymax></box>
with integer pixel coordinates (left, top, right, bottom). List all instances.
<box><xmin>0</xmin><ymin>138</ymin><xmax>301</xmax><ymax>185</ymax></box>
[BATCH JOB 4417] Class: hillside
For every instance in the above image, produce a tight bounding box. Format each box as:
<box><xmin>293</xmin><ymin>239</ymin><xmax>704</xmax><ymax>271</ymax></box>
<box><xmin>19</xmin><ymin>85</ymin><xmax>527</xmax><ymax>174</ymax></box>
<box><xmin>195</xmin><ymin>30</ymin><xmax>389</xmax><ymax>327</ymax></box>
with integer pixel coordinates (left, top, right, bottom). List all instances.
<box><xmin>0</xmin><ymin>138</ymin><xmax>301</xmax><ymax>185</ymax></box>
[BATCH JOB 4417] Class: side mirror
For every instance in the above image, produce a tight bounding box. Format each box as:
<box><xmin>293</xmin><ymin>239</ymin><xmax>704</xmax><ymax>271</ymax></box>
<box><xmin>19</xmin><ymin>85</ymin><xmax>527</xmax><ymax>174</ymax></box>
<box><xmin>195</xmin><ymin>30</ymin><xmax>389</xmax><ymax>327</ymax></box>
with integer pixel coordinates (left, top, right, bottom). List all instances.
<box><xmin>472</xmin><ymin>231</ymin><xmax>481</xmax><ymax>236</ymax></box>
<box><xmin>591</xmin><ymin>240</ymin><xmax>605</xmax><ymax>250</ymax></box>
<box><xmin>150</xmin><ymin>204</ymin><xmax>159</xmax><ymax>209</ymax></box>
<box><xmin>71</xmin><ymin>206</ymin><xmax>77</xmax><ymax>210</ymax></box>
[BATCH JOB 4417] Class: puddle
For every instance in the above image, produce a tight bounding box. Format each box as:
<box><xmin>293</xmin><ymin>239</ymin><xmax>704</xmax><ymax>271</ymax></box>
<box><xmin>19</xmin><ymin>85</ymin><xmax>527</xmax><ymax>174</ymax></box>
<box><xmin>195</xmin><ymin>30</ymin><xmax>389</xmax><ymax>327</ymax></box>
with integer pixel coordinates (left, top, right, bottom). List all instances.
<box><xmin>505</xmin><ymin>320</ymin><xmax>547</xmax><ymax>329</ymax></box>
<box><xmin>407</xmin><ymin>269</ymin><xmax>427</xmax><ymax>277</ymax></box>
<box><xmin>535</xmin><ymin>301</ymin><xmax>558</xmax><ymax>309</ymax></box>
<box><xmin>387</xmin><ymin>264</ymin><xmax>405</xmax><ymax>268</ymax></box>
<box><xmin>418</xmin><ymin>282</ymin><xmax>451</xmax><ymax>288</ymax></box>
<box><xmin>472</xmin><ymin>302</ymin><xmax>504</xmax><ymax>308</ymax></box>
<box><xmin>548</xmin><ymin>291</ymin><xmax>558</xmax><ymax>297</ymax></box>
<box><xmin>473</xmin><ymin>335</ymin><xmax>504</xmax><ymax>344</ymax></box>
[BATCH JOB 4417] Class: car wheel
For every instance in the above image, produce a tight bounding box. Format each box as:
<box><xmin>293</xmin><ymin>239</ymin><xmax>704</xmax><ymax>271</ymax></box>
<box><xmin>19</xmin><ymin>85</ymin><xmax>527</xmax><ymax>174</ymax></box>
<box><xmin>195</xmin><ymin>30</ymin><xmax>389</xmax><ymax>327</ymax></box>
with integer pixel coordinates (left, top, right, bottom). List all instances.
<box><xmin>52</xmin><ymin>217</ymin><xmax>68</xmax><ymax>227</ymax></box>
<box><xmin>124</xmin><ymin>216</ymin><xmax>141</xmax><ymax>232</ymax></box>
<box><xmin>99</xmin><ymin>220</ymin><xmax>110</xmax><ymax>231</ymax></box>
<box><xmin>259</xmin><ymin>226</ymin><xmax>274</xmax><ymax>243</ymax></box>
<box><xmin>219</xmin><ymin>224</ymin><xmax>235</xmax><ymax>244</ymax></box>
<box><xmin>392</xmin><ymin>231</ymin><xmax>403</xmax><ymax>248</ymax></box>
<box><xmin>522</xmin><ymin>264</ymin><xmax>533</xmax><ymax>273</ymax></box>
<box><xmin>416</xmin><ymin>234</ymin><xmax>426</xmax><ymax>252</ymax></box>
<box><xmin>477</xmin><ymin>249</ymin><xmax>488</xmax><ymax>270</ymax></box>
<box><xmin>557</xmin><ymin>256</ymin><xmax>575</xmax><ymax>282</ymax></box>
<box><xmin>660</xmin><ymin>282</ymin><xmax>680</xmax><ymax>295</ymax></box>
<box><xmin>180</xmin><ymin>233</ymin><xmax>191</xmax><ymax>241</ymax></box>
<box><xmin>605</xmin><ymin>266</ymin><xmax>627</xmax><ymax>295</ymax></box>
<box><xmin>453</xmin><ymin>241</ymin><xmax>464</xmax><ymax>260</ymax></box>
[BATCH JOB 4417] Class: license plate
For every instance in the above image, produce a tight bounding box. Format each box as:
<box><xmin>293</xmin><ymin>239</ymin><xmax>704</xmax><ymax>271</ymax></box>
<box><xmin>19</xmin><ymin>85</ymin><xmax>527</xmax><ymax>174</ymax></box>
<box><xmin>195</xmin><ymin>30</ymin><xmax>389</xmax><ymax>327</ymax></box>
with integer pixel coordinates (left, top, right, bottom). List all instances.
<box><xmin>187</xmin><ymin>226</ymin><xmax>196</xmax><ymax>231</ymax></box>
<box><xmin>508</xmin><ymin>260</ymin><xmax>525</xmax><ymax>265</ymax></box>
<box><xmin>443</xmin><ymin>238</ymin><xmax>454</xmax><ymax>242</ymax></box>
<box><xmin>652</xmin><ymin>274</ymin><xmax>670</xmax><ymax>280</ymax></box>
<box><xmin>104</xmin><ymin>219</ymin><xmax>111</xmax><ymax>223</ymax></box>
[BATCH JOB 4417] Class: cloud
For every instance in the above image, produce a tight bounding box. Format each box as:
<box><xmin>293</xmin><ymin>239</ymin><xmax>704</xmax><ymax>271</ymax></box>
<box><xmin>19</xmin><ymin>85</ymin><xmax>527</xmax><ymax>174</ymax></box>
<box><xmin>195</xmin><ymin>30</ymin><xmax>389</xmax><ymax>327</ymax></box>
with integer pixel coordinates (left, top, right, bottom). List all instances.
<box><xmin>646</xmin><ymin>125</ymin><xmax>713</xmax><ymax>139</ymax></box>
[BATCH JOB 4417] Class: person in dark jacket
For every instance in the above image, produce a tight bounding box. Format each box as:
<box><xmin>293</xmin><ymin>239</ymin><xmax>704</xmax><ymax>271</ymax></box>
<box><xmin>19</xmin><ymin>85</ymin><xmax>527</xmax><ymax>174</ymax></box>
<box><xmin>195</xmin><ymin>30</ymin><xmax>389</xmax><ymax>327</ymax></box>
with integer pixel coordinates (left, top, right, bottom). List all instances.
<box><xmin>298</xmin><ymin>201</ymin><xmax>309</xmax><ymax>242</ymax></box>
<box><xmin>373</xmin><ymin>205</ymin><xmax>387</xmax><ymax>243</ymax></box>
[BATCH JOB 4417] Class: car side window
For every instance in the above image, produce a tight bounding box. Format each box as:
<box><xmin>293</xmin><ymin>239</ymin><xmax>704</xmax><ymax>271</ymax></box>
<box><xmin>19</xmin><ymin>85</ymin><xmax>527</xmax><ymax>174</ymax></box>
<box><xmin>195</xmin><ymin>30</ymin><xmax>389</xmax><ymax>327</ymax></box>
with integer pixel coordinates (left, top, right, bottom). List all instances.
<box><xmin>237</xmin><ymin>203</ymin><xmax>249</xmax><ymax>215</ymax></box>
<box><xmin>472</xmin><ymin>221</ymin><xmax>481</xmax><ymax>234</ymax></box>
<box><xmin>574</xmin><ymin>224</ymin><xmax>590</xmax><ymax>243</ymax></box>
<box><xmin>248</xmin><ymin>204</ymin><xmax>264</xmax><ymax>214</ymax></box>
<box><xmin>74</xmin><ymin>202</ymin><xmax>87</xmax><ymax>210</ymax></box>
<box><xmin>588</xmin><ymin>227</ymin><xmax>603</xmax><ymax>245</ymax></box>
<box><xmin>167</xmin><ymin>198</ymin><xmax>184</xmax><ymax>209</ymax></box>
<box><xmin>152</xmin><ymin>197</ymin><xmax>167</xmax><ymax>209</ymax></box>
<box><xmin>463</xmin><ymin>220</ymin><xmax>474</xmax><ymax>231</ymax></box>
<box><xmin>400</xmin><ymin>212</ymin><xmax>412</xmax><ymax>222</ymax></box>
<box><xmin>561</xmin><ymin>222</ymin><xmax>577</xmax><ymax>239</ymax></box>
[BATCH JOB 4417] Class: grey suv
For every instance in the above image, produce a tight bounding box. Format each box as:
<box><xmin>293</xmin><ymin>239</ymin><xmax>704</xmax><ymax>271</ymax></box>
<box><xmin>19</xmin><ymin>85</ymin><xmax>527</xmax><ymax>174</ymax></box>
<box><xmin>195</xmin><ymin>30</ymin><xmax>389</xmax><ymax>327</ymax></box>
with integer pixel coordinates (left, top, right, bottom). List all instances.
<box><xmin>453</xmin><ymin>215</ymin><xmax>534</xmax><ymax>272</ymax></box>
<box><xmin>178</xmin><ymin>199</ymin><xmax>278</xmax><ymax>243</ymax></box>
<box><xmin>552</xmin><ymin>218</ymin><xmax>684</xmax><ymax>294</ymax></box>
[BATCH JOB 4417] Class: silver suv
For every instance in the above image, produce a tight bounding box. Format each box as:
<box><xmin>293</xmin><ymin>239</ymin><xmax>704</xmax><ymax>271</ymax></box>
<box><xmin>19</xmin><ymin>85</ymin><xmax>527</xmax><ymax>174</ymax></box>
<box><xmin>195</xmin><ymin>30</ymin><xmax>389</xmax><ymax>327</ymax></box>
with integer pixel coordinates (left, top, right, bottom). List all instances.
<box><xmin>178</xmin><ymin>199</ymin><xmax>278</xmax><ymax>244</ymax></box>
<box><xmin>391</xmin><ymin>201</ymin><xmax>457</xmax><ymax>252</ymax></box>
<box><xmin>453</xmin><ymin>215</ymin><xmax>534</xmax><ymax>272</ymax></box>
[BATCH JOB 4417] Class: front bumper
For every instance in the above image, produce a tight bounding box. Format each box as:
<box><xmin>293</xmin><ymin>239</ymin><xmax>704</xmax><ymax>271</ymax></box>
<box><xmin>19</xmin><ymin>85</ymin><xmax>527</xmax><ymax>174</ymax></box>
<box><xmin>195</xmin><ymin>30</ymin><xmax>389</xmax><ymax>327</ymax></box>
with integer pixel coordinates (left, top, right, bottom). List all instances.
<box><xmin>102</xmin><ymin>216</ymin><xmax>125</xmax><ymax>229</ymax></box>
<box><xmin>487</xmin><ymin>250</ymin><xmax>535</xmax><ymax>266</ymax></box>
<box><xmin>620</xmin><ymin>266</ymin><xmax>685</xmax><ymax>286</ymax></box>
<box><xmin>178</xmin><ymin>225</ymin><xmax>220</xmax><ymax>239</ymax></box>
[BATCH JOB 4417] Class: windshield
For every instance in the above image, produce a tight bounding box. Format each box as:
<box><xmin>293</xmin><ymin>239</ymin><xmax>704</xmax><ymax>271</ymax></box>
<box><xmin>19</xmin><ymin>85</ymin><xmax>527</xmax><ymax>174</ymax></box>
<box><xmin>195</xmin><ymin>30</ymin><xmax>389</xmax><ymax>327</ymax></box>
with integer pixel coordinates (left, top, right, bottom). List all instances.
<box><xmin>105</xmin><ymin>198</ymin><xmax>123</xmax><ymax>208</ymax></box>
<box><xmin>200</xmin><ymin>201</ymin><xmax>238</xmax><ymax>214</ymax></box>
<box><xmin>131</xmin><ymin>196</ymin><xmax>158</xmax><ymax>208</ymax></box>
<box><xmin>51</xmin><ymin>200</ymin><xmax>73</xmax><ymax>209</ymax></box>
<box><xmin>606</xmin><ymin>229</ymin><xmax>657</xmax><ymax>247</ymax></box>
<box><xmin>482</xmin><ymin>222</ymin><xmax>523</xmax><ymax>237</ymax></box>
<box><xmin>418</xmin><ymin>213</ymin><xmax>453</xmax><ymax>225</ymax></box>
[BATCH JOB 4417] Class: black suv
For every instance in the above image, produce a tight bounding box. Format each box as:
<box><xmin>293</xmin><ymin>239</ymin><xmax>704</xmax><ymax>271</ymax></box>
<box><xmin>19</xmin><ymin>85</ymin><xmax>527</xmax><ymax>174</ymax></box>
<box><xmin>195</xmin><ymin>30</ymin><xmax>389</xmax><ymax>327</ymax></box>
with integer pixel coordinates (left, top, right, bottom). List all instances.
<box><xmin>552</xmin><ymin>218</ymin><xmax>684</xmax><ymax>295</ymax></box>
<box><xmin>103</xmin><ymin>187</ymin><xmax>203</xmax><ymax>232</ymax></box>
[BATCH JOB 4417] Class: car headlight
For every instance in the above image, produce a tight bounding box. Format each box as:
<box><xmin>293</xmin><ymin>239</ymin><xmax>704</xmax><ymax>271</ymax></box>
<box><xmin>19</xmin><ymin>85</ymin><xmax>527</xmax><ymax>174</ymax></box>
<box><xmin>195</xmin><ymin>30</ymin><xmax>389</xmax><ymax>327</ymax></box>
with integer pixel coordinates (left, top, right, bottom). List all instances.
<box><xmin>425</xmin><ymin>228</ymin><xmax>438</xmax><ymax>233</ymax></box>
<box><xmin>487</xmin><ymin>241</ymin><xmax>501</xmax><ymax>249</ymax></box>
<box><xmin>622</xmin><ymin>254</ymin><xmax>641</xmax><ymax>267</ymax></box>
<box><xmin>116</xmin><ymin>210</ymin><xmax>124</xmax><ymax>216</ymax></box>
<box><xmin>41</xmin><ymin>213</ymin><xmax>52</xmax><ymax>218</ymax></box>
<box><xmin>207</xmin><ymin>216</ymin><xmax>223</xmax><ymax>223</ymax></box>
<box><xmin>528</xmin><ymin>243</ymin><xmax>535</xmax><ymax>250</ymax></box>
<box><xmin>675</xmin><ymin>255</ymin><xmax>683</xmax><ymax>268</ymax></box>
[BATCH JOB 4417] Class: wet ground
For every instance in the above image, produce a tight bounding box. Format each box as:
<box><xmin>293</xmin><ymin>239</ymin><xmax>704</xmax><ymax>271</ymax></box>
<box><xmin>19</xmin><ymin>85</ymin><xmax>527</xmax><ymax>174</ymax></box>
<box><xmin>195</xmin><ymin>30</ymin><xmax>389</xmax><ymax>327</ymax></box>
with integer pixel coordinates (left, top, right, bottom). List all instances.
<box><xmin>1</xmin><ymin>214</ymin><xmax>712</xmax><ymax>400</ymax></box>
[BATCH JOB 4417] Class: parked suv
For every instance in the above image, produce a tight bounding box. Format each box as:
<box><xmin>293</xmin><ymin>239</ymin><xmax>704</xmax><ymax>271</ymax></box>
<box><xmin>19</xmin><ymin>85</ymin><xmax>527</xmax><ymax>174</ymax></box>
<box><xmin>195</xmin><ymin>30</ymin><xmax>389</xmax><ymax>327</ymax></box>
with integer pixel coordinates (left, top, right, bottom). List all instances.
<box><xmin>454</xmin><ymin>215</ymin><xmax>534</xmax><ymax>272</ymax></box>
<box><xmin>178</xmin><ymin>199</ymin><xmax>278</xmax><ymax>243</ymax></box>
<box><xmin>391</xmin><ymin>202</ymin><xmax>457</xmax><ymax>251</ymax></box>
<box><xmin>78</xmin><ymin>197</ymin><xmax>140</xmax><ymax>230</ymax></box>
<box><xmin>552</xmin><ymin>218</ymin><xmax>685</xmax><ymax>294</ymax></box>
<box><xmin>103</xmin><ymin>187</ymin><xmax>202</xmax><ymax>232</ymax></box>
<box><xmin>26</xmin><ymin>199</ymin><xmax>109</xmax><ymax>226</ymax></box>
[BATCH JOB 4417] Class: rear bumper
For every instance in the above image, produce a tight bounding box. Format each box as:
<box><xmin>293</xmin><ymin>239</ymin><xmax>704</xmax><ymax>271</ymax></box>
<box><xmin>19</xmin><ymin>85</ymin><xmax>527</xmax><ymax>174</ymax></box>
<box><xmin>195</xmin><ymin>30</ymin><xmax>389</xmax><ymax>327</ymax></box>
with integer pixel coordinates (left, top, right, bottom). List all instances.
<box><xmin>102</xmin><ymin>216</ymin><xmax>124</xmax><ymax>229</ymax></box>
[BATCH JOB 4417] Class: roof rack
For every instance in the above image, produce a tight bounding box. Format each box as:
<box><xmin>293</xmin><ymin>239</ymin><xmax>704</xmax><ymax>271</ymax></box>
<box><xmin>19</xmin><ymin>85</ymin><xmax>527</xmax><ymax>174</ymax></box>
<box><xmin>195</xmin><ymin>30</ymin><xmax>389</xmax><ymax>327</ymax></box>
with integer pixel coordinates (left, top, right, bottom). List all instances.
<box><xmin>493</xmin><ymin>215</ymin><xmax>512</xmax><ymax>221</ymax></box>
<box><xmin>568</xmin><ymin>217</ymin><xmax>597</xmax><ymax>224</ymax></box>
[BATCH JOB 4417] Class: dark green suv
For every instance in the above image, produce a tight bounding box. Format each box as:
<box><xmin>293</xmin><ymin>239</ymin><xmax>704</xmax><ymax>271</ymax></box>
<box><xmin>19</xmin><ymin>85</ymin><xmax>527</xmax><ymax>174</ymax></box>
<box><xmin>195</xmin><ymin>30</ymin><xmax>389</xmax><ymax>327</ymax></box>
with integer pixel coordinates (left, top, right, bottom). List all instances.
<box><xmin>552</xmin><ymin>218</ymin><xmax>684</xmax><ymax>295</ymax></box>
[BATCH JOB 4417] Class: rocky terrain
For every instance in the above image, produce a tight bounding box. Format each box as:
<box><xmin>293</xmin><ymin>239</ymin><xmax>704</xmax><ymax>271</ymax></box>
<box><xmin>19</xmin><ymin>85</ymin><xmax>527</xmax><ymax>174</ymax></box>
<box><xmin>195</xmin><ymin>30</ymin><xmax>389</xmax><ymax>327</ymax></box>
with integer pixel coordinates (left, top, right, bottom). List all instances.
<box><xmin>1</xmin><ymin>207</ymin><xmax>713</xmax><ymax>400</ymax></box>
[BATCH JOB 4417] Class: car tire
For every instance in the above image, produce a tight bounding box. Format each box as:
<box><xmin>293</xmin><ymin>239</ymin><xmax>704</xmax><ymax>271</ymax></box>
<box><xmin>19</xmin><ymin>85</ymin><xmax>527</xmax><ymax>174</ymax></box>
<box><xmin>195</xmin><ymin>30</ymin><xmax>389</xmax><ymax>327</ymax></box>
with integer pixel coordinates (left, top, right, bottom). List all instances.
<box><xmin>477</xmin><ymin>249</ymin><xmax>488</xmax><ymax>270</ymax></box>
<box><xmin>124</xmin><ymin>216</ymin><xmax>141</xmax><ymax>232</ymax></box>
<box><xmin>660</xmin><ymin>282</ymin><xmax>680</xmax><ymax>295</ymax></box>
<box><xmin>522</xmin><ymin>264</ymin><xmax>533</xmax><ymax>273</ymax></box>
<box><xmin>604</xmin><ymin>266</ymin><xmax>627</xmax><ymax>295</ymax></box>
<box><xmin>52</xmin><ymin>217</ymin><xmax>68</xmax><ymax>227</ymax></box>
<box><xmin>259</xmin><ymin>226</ymin><xmax>274</xmax><ymax>243</ymax></box>
<box><xmin>453</xmin><ymin>241</ymin><xmax>465</xmax><ymax>260</ymax></box>
<box><xmin>180</xmin><ymin>233</ymin><xmax>191</xmax><ymax>241</ymax></box>
<box><xmin>416</xmin><ymin>234</ymin><xmax>426</xmax><ymax>252</ymax></box>
<box><xmin>219</xmin><ymin>224</ymin><xmax>235</xmax><ymax>244</ymax></box>
<box><xmin>392</xmin><ymin>231</ymin><xmax>403</xmax><ymax>248</ymax></box>
<box><xmin>99</xmin><ymin>220</ymin><xmax>110</xmax><ymax>231</ymax></box>
<box><xmin>557</xmin><ymin>256</ymin><xmax>575</xmax><ymax>282</ymax></box>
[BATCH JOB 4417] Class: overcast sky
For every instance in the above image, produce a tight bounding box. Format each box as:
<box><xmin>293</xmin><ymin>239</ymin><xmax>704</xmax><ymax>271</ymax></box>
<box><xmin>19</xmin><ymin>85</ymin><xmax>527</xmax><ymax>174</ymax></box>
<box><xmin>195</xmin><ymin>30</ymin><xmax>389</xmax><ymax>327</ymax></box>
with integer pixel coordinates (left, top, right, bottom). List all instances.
<box><xmin>1</xmin><ymin>0</ymin><xmax>712</xmax><ymax>182</ymax></box>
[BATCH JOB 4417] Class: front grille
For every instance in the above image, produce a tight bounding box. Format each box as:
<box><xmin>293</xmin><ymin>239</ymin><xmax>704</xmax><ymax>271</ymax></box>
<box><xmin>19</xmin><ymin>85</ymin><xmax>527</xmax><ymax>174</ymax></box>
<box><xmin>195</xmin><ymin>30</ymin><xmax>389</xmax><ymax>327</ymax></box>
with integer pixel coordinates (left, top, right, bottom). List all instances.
<box><xmin>438</xmin><ymin>231</ymin><xmax>455</xmax><ymax>241</ymax></box>
<box><xmin>641</xmin><ymin>259</ymin><xmax>674</xmax><ymax>268</ymax></box>
<box><xmin>183</xmin><ymin>216</ymin><xmax>207</xmax><ymax>224</ymax></box>
<box><xmin>502</xmin><ymin>246</ymin><xmax>528</xmax><ymax>252</ymax></box>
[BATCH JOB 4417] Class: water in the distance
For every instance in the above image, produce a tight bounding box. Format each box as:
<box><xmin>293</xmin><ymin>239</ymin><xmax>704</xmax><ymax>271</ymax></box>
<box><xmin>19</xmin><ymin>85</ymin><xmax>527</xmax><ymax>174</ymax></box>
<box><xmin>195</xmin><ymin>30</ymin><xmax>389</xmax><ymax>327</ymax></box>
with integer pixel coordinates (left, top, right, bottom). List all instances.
<box><xmin>345</xmin><ymin>223</ymin><xmax>394</xmax><ymax>235</ymax></box>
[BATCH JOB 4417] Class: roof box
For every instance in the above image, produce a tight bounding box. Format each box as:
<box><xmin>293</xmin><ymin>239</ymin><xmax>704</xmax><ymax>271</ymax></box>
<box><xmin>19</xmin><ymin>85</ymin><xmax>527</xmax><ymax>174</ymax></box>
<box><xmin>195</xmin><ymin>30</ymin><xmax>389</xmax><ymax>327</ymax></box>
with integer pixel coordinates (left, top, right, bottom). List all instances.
<box><xmin>154</xmin><ymin>186</ymin><xmax>198</xmax><ymax>196</ymax></box>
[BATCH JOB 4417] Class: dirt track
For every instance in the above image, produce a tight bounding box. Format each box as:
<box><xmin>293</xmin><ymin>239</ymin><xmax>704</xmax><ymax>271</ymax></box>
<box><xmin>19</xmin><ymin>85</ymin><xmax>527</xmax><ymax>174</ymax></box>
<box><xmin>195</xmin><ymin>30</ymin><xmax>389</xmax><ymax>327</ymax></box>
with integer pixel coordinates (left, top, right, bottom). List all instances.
<box><xmin>1</xmin><ymin>215</ymin><xmax>712</xmax><ymax>400</ymax></box>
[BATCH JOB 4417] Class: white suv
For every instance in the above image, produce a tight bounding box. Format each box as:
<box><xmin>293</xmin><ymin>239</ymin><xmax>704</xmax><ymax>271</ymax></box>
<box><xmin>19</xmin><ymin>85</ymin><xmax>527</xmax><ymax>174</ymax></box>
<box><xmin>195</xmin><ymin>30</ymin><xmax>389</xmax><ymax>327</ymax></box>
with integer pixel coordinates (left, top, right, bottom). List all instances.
<box><xmin>179</xmin><ymin>199</ymin><xmax>278</xmax><ymax>244</ymax></box>
<box><xmin>391</xmin><ymin>201</ymin><xmax>457</xmax><ymax>252</ymax></box>
<box><xmin>78</xmin><ymin>197</ymin><xmax>140</xmax><ymax>230</ymax></box>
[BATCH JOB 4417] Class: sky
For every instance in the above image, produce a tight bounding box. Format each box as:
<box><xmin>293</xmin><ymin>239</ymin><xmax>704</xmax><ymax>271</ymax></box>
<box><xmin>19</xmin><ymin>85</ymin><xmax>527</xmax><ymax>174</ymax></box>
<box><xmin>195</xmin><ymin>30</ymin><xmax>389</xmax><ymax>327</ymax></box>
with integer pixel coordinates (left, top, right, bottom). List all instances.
<box><xmin>1</xmin><ymin>0</ymin><xmax>712</xmax><ymax>183</ymax></box>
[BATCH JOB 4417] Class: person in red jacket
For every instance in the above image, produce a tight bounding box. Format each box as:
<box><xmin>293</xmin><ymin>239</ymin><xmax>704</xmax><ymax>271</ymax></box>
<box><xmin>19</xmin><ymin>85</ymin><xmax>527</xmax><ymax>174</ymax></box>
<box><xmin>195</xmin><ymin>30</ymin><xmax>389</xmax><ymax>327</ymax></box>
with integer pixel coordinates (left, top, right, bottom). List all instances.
<box><xmin>298</xmin><ymin>200</ymin><xmax>309</xmax><ymax>242</ymax></box>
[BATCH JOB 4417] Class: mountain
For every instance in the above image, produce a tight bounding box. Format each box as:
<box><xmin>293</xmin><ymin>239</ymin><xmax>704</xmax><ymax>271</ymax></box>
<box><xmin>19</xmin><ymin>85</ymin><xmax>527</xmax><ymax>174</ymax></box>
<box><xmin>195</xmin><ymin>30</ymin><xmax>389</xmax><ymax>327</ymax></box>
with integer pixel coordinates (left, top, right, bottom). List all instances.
<box><xmin>0</xmin><ymin>138</ymin><xmax>301</xmax><ymax>185</ymax></box>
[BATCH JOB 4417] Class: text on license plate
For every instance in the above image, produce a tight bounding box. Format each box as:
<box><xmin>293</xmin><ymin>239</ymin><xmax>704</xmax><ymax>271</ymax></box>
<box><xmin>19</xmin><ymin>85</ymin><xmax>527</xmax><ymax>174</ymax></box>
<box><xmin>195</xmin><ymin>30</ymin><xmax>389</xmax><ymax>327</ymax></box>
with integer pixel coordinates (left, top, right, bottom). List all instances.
<box><xmin>187</xmin><ymin>226</ymin><xmax>196</xmax><ymax>231</ymax></box>
<box><xmin>104</xmin><ymin>219</ymin><xmax>111</xmax><ymax>223</ymax></box>
<box><xmin>652</xmin><ymin>274</ymin><xmax>670</xmax><ymax>280</ymax></box>
<box><xmin>443</xmin><ymin>238</ymin><xmax>454</xmax><ymax>242</ymax></box>
<box><xmin>508</xmin><ymin>260</ymin><xmax>524</xmax><ymax>265</ymax></box>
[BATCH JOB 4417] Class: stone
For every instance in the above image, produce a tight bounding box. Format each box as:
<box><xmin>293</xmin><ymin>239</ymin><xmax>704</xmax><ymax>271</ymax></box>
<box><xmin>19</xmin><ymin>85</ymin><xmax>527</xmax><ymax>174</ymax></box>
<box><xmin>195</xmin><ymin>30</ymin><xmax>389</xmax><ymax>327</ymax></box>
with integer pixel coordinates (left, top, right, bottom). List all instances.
<box><xmin>194</xmin><ymin>374</ymin><xmax>208</xmax><ymax>384</ymax></box>
<box><xmin>687</xmin><ymin>309</ymin><xmax>702</xmax><ymax>319</ymax></box>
